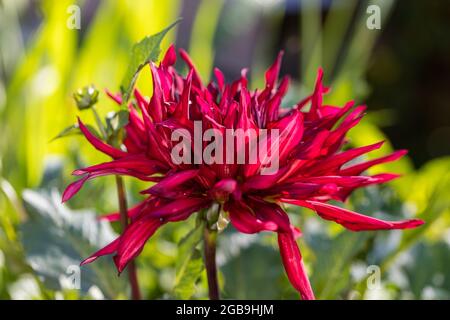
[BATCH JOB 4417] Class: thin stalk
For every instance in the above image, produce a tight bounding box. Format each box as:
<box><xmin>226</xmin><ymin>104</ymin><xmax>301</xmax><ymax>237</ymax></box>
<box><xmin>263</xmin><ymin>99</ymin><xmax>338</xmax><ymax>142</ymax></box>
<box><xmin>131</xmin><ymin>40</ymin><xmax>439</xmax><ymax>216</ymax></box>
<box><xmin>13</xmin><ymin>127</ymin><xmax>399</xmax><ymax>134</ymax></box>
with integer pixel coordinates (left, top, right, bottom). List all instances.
<box><xmin>115</xmin><ymin>175</ymin><xmax>142</xmax><ymax>300</ymax></box>
<box><xmin>91</xmin><ymin>106</ymin><xmax>108</xmax><ymax>139</ymax></box>
<box><xmin>89</xmin><ymin>106</ymin><xmax>141</xmax><ymax>300</ymax></box>
<box><xmin>204</xmin><ymin>227</ymin><xmax>219</xmax><ymax>300</ymax></box>
<box><xmin>203</xmin><ymin>205</ymin><xmax>220</xmax><ymax>300</ymax></box>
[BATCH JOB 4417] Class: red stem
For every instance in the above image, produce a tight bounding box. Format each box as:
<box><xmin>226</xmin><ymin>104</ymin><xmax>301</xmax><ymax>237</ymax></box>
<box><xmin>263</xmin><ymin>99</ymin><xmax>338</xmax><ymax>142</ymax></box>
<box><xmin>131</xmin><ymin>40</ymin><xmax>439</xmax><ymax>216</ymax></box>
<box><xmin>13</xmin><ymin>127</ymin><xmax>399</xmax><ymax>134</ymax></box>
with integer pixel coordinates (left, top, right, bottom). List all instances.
<box><xmin>204</xmin><ymin>225</ymin><xmax>219</xmax><ymax>300</ymax></box>
<box><xmin>115</xmin><ymin>176</ymin><xmax>142</xmax><ymax>300</ymax></box>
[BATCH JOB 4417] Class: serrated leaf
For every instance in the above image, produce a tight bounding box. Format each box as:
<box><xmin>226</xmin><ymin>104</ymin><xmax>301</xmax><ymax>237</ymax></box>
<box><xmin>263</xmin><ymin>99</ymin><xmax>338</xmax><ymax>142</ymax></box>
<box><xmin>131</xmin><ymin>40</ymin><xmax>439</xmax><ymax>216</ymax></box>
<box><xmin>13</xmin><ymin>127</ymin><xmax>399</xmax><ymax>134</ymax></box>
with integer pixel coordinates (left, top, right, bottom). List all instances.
<box><xmin>20</xmin><ymin>189</ymin><xmax>127</xmax><ymax>298</ymax></box>
<box><xmin>173</xmin><ymin>249</ymin><xmax>204</xmax><ymax>299</ymax></box>
<box><xmin>120</xmin><ymin>19</ymin><xmax>181</xmax><ymax>104</ymax></box>
<box><xmin>173</xmin><ymin>223</ymin><xmax>204</xmax><ymax>299</ymax></box>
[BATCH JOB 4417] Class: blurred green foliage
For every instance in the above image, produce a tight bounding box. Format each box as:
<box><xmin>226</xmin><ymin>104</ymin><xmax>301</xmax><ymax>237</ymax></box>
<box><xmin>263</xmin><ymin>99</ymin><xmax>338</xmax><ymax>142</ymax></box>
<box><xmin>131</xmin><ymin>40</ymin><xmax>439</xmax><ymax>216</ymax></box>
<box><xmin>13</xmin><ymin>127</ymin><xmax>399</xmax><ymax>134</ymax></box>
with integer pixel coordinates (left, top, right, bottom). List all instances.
<box><xmin>0</xmin><ymin>0</ymin><xmax>449</xmax><ymax>300</ymax></box>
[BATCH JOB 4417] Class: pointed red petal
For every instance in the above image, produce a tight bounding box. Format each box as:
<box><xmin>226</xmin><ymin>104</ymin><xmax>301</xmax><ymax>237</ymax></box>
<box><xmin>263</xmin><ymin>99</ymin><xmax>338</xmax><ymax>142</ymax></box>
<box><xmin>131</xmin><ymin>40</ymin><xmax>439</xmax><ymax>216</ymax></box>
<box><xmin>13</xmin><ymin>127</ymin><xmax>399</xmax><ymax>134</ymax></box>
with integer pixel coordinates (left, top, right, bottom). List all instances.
<box><xmin>80</xmin><ymin>238</ymin><xmax>120</xmax><ymax>266</ymax></box>
<box><xmin>78</xmin><ymin>118</ymin><xmax>127</xmax><ymax>159</ymax></box>
<box><xmin>227</xmin><ymin>201</ymin><xmax>278</xmax><ymax>234</ymax></box>
<box><xmin>341</xmin><ymin>150</ymin><xmax>408</xmax><ymax>176</ymax></box>
<box><xmin>265</xmin><ymin>51</ymin><xmax>284</xmax><ymax>88</ymax></box>
<box><xmin>305</xmin><ymin>201</ymin><xmax>424</xmax><ymax>231</ymax></box>
<box><xmin>114</xmin><ymin>217</ymin><xmax>164</xmax><ymax>273</ymax></box>
<box><xmin>161</xmin><ymin>44</ymin><xmax>177</xmax><ymax>67</ymax></box>
<box><xmin>278</xmin><ymin>232</ymin><xmax>315</xmax><ymax>300</ymax></box>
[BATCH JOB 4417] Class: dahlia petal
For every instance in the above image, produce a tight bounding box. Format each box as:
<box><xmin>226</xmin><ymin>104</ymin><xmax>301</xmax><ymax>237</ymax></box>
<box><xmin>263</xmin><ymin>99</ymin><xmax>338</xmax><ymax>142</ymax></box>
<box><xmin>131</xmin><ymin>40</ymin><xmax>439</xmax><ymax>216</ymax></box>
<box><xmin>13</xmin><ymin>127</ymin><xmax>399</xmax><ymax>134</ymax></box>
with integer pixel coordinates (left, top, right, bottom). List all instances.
<box><xmin>247</xmin><ymin>198</ymin><xmax>291</xmax><ymax>233</ymax></box>
<box><xmin>80</xmin><ymin>237</ymin><xmax>120</xmax><ymax>266</ymax></box>
<box><xmin>335</xmin><ymin>174</ymin><xmax>401</xmax><ymax>201</ymax></box>
<box><xmin>307</xmin><ymin>141</ymin><xmax>385</xmax><ymax>176</ymax></box>
<box><xmin>324</xmin><ymin>105</ymin><xmax>366</xmax><ymax>153</ymax></box>
<box><xmin>227</xmin><ymin>201</ymin><xmax>278</xmax><ymax>234</ymax></box>
<box><xmin>271</xmin><ymin>110</ymin><xmax>304</xmax><ymax>161</ymax></box>
<box><xmin>265</xmin><ymin>51</ymin><xmax>284</xmax><ymax>89</ymax></box>
<box><xmin>143</xmin><ymin>169</ymin><xmax>199</xmax><ymax>196</ymax></box>
<box><xmin>315</xmin><ymin>100</ymin><xmax>355</xmax><ymax>131</ymax></box>
<box><xmin>148</xmin><ymin>198</ymin><xmax>210</xmax><ymax>219</ymax></box>
<box><xmin>179</xmin><ymin>48</ymin><xmax>203</xmax><ymax>88</ymax></box>
<box><xmin>149</xmin><ymin>62</ymin><xmax>165</xmax><ymax>122</ymax></box>
<box><xmin>214</xmin><ymin>68</ymin><xmax>225</xmax><ymax>91</ymax></box>
<box><xmin>341</xmin><ymin>150</ymin><xmax>408</xmax><ymax>176</ymax></box>
<box><xmin>295</xmin><ymin>130</ymin><xmax>329</xmax><ymax>159</ymax></box>
<box><xmin>161</xmin><ymin>44</ymin><xmax>177</xmax><ymax>67</ymax></box>
<box><xmin>105</xmin><ymin>90</ymin><xmax>122</xmax><ymax>104</ymax></box>
<box><xmin>305</xmin><ymin>201</ymin><xmax>424</xmax><ymax>231</ymax></box>
<box><xmin>114</xmin><ymin>217</ymin><xmax>164</xmax><ymax>273</ymax></box>
<box><xmin>277</xmin><ymin>232</ymin><xmax>315</xmax><ymax>300</ymax></box>
<box><xmin>277</xmin><ymin>76</ymin><xmax>290</xmax><ymax>97</ymax></box>
<box><xmin>306</xmin><ymin>68</ymin><xmax>324</xmax><ymax>120</ymax></box>
<box><xmin>78</xmin><ymin>118</ymin><xmax>127</xmax><ymax>159</ymax></box>
<box><xmin>242</xmin><ymin>166</ymin><xmax>289</xmax><ymax>191</ymax></box>
<box><xmin>209</xmin><ymin>178</ymin><xmax>238</xmax><ymax>202</ymax></box>
<box><xmin>62</xmin><ymin>175</ymin><xmax>89</xmax><ymax>203</ymax></box>
<box><xmin>73</xmin><ymin>155</ymin><xmax>162</xmax><ymax>176</ymax></box>
<box><xmin>270</xmin><ymin>182</ymin><xmax>322</xmax><ymax>199</ymax></box>
<box><xmin>63</xmin><ymin>168</ymin><xmax>160</xmax><ymax>202</ymax></box>
<box><xmin>99</xmin><ymin>201</ymin><xmax>147</xmax><ymax>222</ymax></box>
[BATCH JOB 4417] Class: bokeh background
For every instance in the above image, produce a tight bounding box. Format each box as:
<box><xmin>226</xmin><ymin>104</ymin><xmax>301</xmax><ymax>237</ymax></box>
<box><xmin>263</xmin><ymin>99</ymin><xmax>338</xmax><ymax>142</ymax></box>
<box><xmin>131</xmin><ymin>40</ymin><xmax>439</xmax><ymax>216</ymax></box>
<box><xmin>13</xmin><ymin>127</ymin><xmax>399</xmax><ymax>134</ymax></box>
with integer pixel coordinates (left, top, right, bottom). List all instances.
<box><xmin>0</xmin><ymin>0</ymin><xmax>449</xmax><ymax>300</ymax></box>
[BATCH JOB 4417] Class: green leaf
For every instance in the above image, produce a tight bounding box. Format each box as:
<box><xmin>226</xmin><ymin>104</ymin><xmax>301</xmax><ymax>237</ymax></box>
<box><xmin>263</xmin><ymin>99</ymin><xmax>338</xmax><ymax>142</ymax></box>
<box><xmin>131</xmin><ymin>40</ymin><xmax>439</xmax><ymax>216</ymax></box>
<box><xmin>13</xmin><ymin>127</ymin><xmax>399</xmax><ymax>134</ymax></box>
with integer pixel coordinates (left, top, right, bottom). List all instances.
<box><xmin>105</xmin><ymin>110</ymin><xmax>130</xmax><ymax>134</ymax></box>
<box><xmin>218</xmin><ymin>230</ymin><xmax>287</xmax><ymax>299</ymax></box>
<box><xmin>73</xmin><ymin>85</ymin><xmax>99</xmax><ymax>110</ymax></box>
<box><xmin>50</xmin><ymin>124</ymin><xmax>80</xmax><ymax>141</ymax></box>
<box><xmin>309</xmin><ymin>230</ymin><xmax>370</xmax><ymax>299</ymax></box>
<box><xmin>403</xmin><ymin>241</ymin><xmax>450</xmax><ymax>299</ymax></box>
<box><xmin>173</xmin><ymin>223</ymin><xmax>204</xmax><ymax>299</ymax></box>
<box><xmin>50</xmin><ymin>123</ymin><xmax>100</xmax><ymax>142</ymax></box>
<box><xmin>120</xmin><ymin>19</ymin><xmax>181</xmax><ymax>104</ymax></box>
<box><xmin>20</xmin><ymin>189</ymin><xmax>127</xmax><ymax>298</ymax></box>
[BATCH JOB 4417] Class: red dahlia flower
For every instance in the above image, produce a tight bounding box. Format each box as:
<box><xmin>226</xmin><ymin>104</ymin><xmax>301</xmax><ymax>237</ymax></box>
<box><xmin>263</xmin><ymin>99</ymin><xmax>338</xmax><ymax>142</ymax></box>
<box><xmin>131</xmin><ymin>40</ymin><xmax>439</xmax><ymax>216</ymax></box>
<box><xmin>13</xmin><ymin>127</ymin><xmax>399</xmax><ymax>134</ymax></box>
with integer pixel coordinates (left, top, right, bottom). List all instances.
<box><xmin>63</xmin><ymin>45</ymin><xmax>423</xmax><ymax>300</ymax></box>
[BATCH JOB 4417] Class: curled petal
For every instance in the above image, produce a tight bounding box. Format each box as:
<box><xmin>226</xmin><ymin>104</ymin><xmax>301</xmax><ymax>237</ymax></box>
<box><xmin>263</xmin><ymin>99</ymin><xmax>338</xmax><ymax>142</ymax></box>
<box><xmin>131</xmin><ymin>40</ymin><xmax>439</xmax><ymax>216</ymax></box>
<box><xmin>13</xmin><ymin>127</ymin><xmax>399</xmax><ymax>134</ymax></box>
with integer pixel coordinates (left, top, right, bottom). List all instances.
<box><xmin>161</xmin><ymin>44</ymin><xmax>177</xmax><ymax>67</ymax></box>
<box><xmin>73</xmin><ymin>155</ymin><xmax>163</xmax><ymax>176</ymax></box>
<box><xmin>143</xmin><ymin>169</ymin><xmax>199</xmax><ymax>197</ymax></box>
<box><xmin>265</xmin><ymin>51</ymin><xmax>284</xmax><ymax>89</ymax></box>
<box><xmin>227</xmin><ymin>201</ymin><xmax>278</xmax><ymax>234</ymax></box>
<box><xmin>341</xmin><ymin>150</ymin><xmax>408</xmax><ymax>176</ymax></box>
<box><xmin>305</xmin><ymin>200</ymin><xmax>424</xmax><ymax>231</ymax></box>
<box><xmin>278</xmin><ymin>232</ymin><xmax>315</xmax><ymax>300</ymax></box>
<box><xmin>62</xmin><ymin>175</ymin><xmax>89</xmax><ymax>203</ymax></box>
<box><xmin>63</xmin><ymin>168</ymin><xmax>159</xmax><ymax>202</ymax></box>
<box><xmin>209</xmin><ymin>178</ymin><xmax>238</xmax><ymax>202</ymax></box>
<box><xmin>113</xmin><ymin>217</ymin><xmax>164</xmax><ymax>273</ymax></box>
<box><xmin>78</xmin><ymin>118</ymin><xmax>127</xmax><ymax>159</ymax></box>
<box><xmin>80</xmin><ymin>238</ymin><xmax>120</xmax><ymax>266</ymax></box>
<box><xmin>148</xmin><ymin>198</ymin><xmax>211</xmax><ymax>219</ymax></box>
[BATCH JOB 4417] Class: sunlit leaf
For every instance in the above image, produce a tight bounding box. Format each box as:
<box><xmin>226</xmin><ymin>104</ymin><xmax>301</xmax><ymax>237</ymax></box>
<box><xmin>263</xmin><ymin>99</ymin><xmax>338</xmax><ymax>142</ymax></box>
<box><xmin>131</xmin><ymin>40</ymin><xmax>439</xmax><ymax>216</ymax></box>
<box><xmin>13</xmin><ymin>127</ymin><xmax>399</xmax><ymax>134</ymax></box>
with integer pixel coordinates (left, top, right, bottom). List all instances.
<box><xmin>120</xmin><ymin>19</ymin><xmax>181</xmax><ymax>103</ymax></box>
<box><xmin>106</xmin><ymin>110</ymin><xmax>130</xmax><ymax>135</ymax></box>
<box><xmin>20</xmin><ymin>189</ymin><xmax>127</xmax><ymax>298</ymax></box>
<box><xmin>50</xmin><ymin>123</ymin><xmax>100</xmax><ymax>142</ymax></box>
<box><xmin>173</xmin><ymin>223</ymin><xmax>204</xmax><ymax>299</ymax></box>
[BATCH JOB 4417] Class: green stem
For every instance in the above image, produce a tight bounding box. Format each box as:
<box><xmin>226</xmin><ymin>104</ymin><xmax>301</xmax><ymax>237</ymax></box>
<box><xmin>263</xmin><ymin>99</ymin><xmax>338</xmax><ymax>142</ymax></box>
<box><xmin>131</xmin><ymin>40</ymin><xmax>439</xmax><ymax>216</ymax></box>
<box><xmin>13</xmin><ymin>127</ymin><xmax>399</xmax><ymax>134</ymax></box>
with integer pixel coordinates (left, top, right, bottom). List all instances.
<box><xmin>91</xmin><ymin>105</ymin><xmax>108</xmax><ymax>139</ymax></box>
<box><xmin>115</xmin><ymin>175</ymin><xmax>141</xmax><ymax>300</ymax></box>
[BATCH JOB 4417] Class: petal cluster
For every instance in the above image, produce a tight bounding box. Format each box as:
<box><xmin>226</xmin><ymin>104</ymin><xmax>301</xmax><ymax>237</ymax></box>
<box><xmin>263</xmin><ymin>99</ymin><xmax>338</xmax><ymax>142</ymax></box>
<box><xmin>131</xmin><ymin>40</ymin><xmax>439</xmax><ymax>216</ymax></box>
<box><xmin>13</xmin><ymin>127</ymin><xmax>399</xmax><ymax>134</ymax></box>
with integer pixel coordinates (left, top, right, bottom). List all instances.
<box><xmin>63</xmin><ymin>45</ymin><xmax>423</xmax><ymax>300</ymax></box>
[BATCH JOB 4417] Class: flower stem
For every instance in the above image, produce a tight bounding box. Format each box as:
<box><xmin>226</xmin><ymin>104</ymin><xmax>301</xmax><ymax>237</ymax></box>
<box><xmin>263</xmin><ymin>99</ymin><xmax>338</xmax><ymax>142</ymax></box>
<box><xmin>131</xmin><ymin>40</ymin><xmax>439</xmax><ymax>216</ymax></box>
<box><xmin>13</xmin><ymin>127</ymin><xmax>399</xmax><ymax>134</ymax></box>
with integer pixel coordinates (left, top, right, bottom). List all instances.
<box><xmin>115</xmin><ymin>175</ymin><xmax>141</xmax><ymax>300</ymax></box>
<box><xmin>204</xmin><ymin>225</ymin><xmax>219</xmax><ymax>300</ymax></box>
<box><xmin>91</xmin><ymin>105</ymin><xmax>108</xmax><ymax>139</ymax></box>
